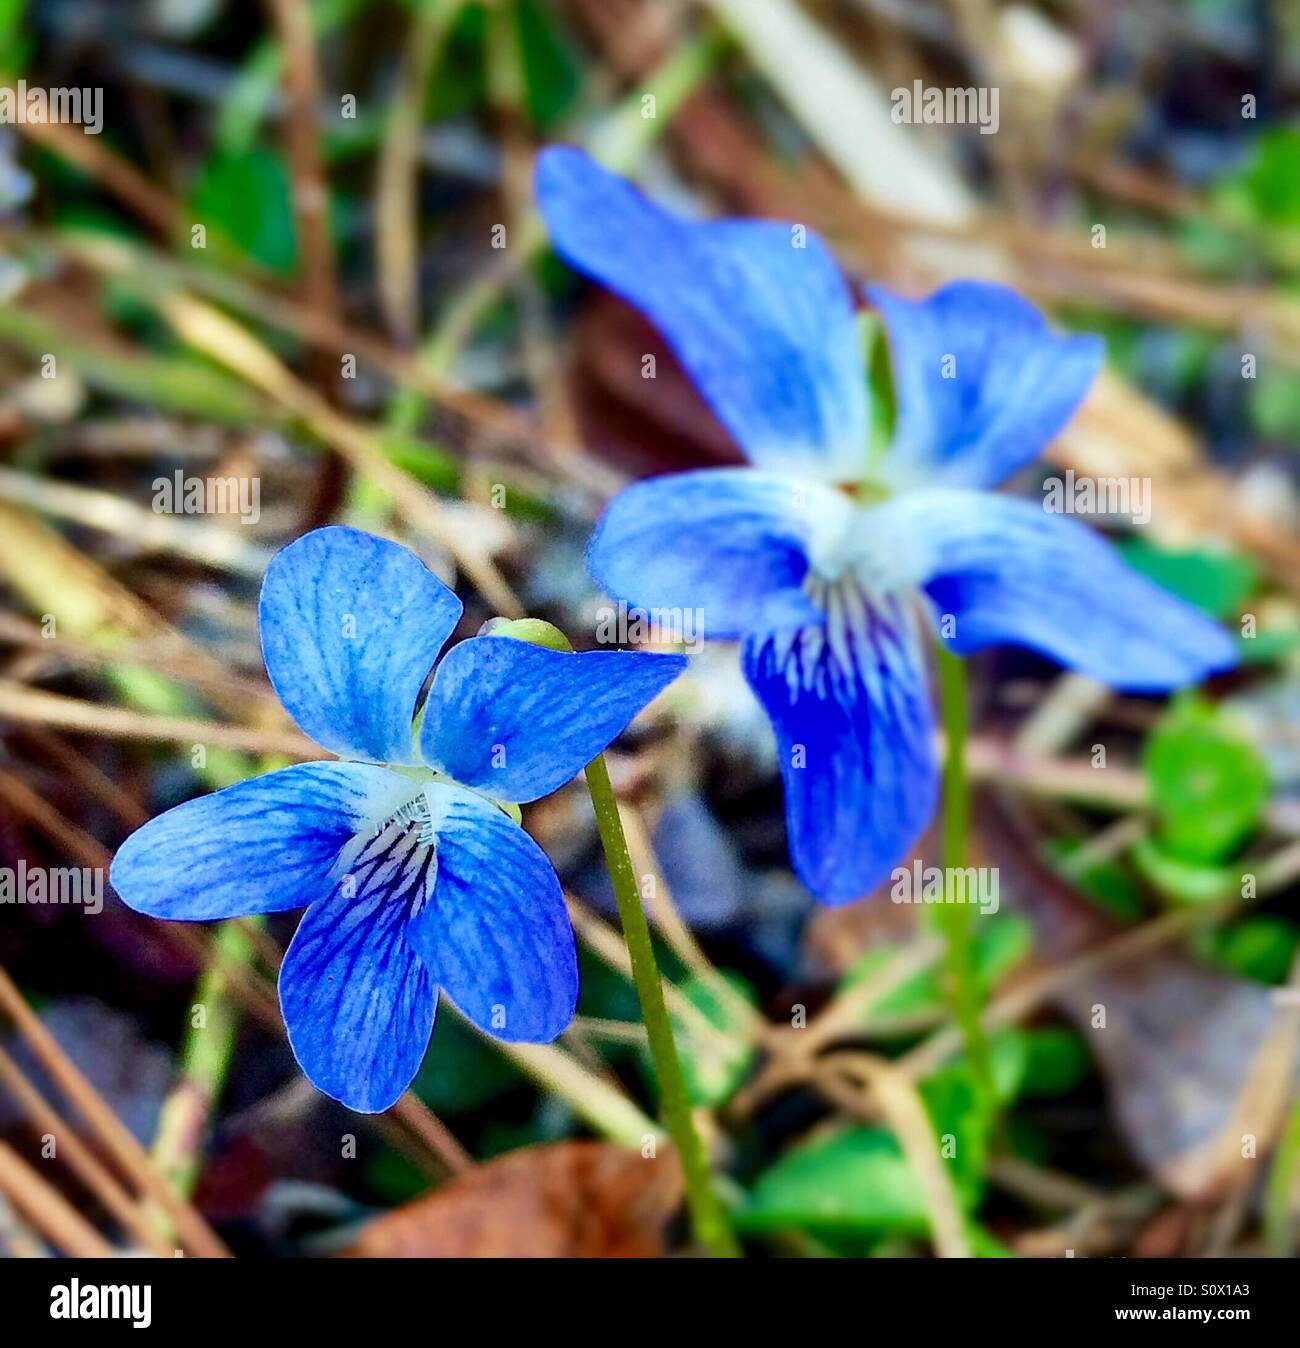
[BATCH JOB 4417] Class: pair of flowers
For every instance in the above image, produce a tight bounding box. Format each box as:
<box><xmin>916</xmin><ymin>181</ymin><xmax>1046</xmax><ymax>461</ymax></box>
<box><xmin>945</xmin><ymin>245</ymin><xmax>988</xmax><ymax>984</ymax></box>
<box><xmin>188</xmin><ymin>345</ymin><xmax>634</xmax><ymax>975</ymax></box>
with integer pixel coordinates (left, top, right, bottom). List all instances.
<box><xmin>112</xmin><ymin>149</ymin><xmax>1234</xmax><ymax>1112</ymax></box>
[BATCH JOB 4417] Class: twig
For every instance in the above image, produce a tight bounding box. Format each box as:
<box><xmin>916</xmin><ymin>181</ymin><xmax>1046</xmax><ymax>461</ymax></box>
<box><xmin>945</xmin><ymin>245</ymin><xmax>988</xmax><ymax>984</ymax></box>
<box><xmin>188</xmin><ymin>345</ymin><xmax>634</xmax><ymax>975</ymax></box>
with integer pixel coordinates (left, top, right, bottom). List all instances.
<box><xmin>0</xmin><ymin>1141</ymin><xmax>117</xmax><ymax>1257</ymax></box>
<box><xmin>262</xmin><ymin>0</ymin><xmax>343</xmax><ymax>353</ymax></box>
<box><xmin>155</xmin><ymin>291</ymin><xmax>523</xmax><ymax>616</ymax></box>
<box><xmin>825</xmin><ymin>1052</ymin><xmax>971</xmax><ymax>1258</ymax></box>
<box><xmin>0</xmin><ymin>466</ymin><xmax>272</xmax><ymax>576</ymax></box>
<box><xmin>0</xmin><ymin>681</ymin><xmax>319</xmax><ymax>757</ymax></box>
<box><xmin>0</xmin><ymin>1046</ymin><xmax>173</xmax><ymax>1256</ymax></box>
<box><xmin>0</xmin><ymin>967</ymin><xmax>230</xmax><ymax>1257</ymax></box>
<box><xmin>376</xmin><ymin>0</ymin><xmax>466</xmax><ymax>342</ymax></box>
<box><xmin>10</xmin><ymin>118</ymin><xmax>179</xmax><ymax>237</ymax></box>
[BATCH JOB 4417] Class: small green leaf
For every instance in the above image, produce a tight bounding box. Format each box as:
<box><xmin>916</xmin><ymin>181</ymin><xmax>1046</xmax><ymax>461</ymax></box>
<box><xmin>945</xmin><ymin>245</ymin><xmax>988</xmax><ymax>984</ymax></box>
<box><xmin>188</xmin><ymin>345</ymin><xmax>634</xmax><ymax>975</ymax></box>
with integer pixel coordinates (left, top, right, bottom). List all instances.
<box><xmin>191</xmin><ymin>148</ymin><xmax>299</xmax><ymax>274</ymax></box>
<box><xmin>973</xmin><ymin>915</ymin><xmax>1033</xmax><ymax>987</ymax></box>
<box><xmin>920</xmin><ymin>1031</ymin><xmax>1027</xmax><ymax>1210</ymax></box>
<box><xmin>1021</xmin><ymin>1027</ymin><xmax>1091</xmax><ymax>1098</ymax></box>
<box><xmin>840</xmin><ymin>915</ymin><xmax>1032</xmax><ymax>1027</ymax></box>
<box><xmin>1143</xmin><ymin>694</ymin><xmax>1270</xmax><ymax>863</ymax></box>
<box><xmin>1237</xmin><ymin>627</ymin><xmax>1300</xmax><ymax>665</ymax></box>
<box><xmin>516</xmin><ymin>0</ymin><xmax>582</xmax><ymax>130</ymax></box>
<box><xmin>1248</xmin><ymin>363</ymin><xmax>1300</xmax><ymax>444</ymax></box>
<box><xmin>1199</xmin><ymin>916</ymin><xmax>1300</xmax><ymax>985</ymax></box>
<box><xmin>0</xmin><ymin>0</ymin><xmax>30</xmax><ymax>72</ymax></box>
<box><xmin>1132</xmin><ymin>833</ymin><xmax>1241</xmax><ymax>905</ymax></box>
<box><xmin>739</xmin><ymin>1127</ymin><xmax>928</xmax><ymax>1238</ymax></box>
<box><xmin>1045</xmin><ymin>838</ymin><xmax>1146</xmax><ymax>921</ymax></box>
<box><xmin>920</xmin><ymin>1068</ymin><xmax>987</xmax><ymax>1207</ymax></box>
<box><xmin>1116</xmin><ymin>537</ymin><xmax>1257</xmax><ymax>620</ymax></box>
<box><xmin>663</xmin><ymin>971</ymin><xmax>758</xmax><ymax>1107</ymax></box>
<box><xmin>1215</xmin><ymin>128</ymin><xmax>1300</xmax><ymax>229</ymax></box>
<box><xmin>967</xmin><ymin>1222</ymin><xmax>1017</xmax><ymax>1257</ymax></box>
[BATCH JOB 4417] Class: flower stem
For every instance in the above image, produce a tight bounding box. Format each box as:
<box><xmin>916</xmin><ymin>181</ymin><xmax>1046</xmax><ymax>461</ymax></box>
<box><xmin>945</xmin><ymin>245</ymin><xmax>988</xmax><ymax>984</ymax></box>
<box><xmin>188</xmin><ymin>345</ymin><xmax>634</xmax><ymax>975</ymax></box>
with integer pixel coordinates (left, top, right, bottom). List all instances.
<box><xmin>151</xmin><ymin>918</ymin><xmax>253</xmax><ymax>1209</ymax></box>
<box><xmin>584</xmin><ymin>753</ymin><xmax>742</xmax><ymax>1258</ymax></box>
<box><xmin>933</xmin><ymin>643</ymin><xmax>996</xmax><ymax>1112</ymax></box>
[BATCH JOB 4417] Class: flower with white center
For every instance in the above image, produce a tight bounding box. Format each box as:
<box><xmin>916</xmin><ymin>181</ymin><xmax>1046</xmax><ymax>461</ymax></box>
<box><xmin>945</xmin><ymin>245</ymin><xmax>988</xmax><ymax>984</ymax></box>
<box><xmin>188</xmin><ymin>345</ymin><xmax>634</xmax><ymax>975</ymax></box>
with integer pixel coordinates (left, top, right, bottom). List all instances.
<box><xmin>536</xmin><ymin>147</ymin><xmax>1236</xmax><ymax>905</ymax></box>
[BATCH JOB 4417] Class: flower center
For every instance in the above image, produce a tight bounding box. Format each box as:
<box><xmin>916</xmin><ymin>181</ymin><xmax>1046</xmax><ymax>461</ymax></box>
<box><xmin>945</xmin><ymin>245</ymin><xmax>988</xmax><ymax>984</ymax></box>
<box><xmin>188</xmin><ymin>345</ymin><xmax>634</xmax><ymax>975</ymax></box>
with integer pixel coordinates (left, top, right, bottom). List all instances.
<box><xmin>760</xmin><ymin>569</ymin><xmax>914</xmax><ymax>701</ymax></box>
<box><xmin>374</xmin><ymin>792</ymin><xmax>437</xmax><ymax>845</ymax></box>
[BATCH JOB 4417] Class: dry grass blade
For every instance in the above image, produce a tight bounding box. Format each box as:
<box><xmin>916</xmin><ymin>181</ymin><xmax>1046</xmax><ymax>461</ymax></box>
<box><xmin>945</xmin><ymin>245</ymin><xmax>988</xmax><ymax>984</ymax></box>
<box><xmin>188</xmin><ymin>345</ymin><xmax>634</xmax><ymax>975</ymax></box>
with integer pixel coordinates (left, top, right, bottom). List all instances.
<box><xmin>0</xmin><ymin>1140</ymin><xmax>117</xmax><ymax>1257</ymax></box>
<box><xmin>0</xmin><ymin>681</ymin><xmax>319</xmax><ymax>758</ymax></box>
<box><xmin>0</xmin><ymin>966</ymin><xmax>231</xmax><ymax>1257</ymax></box>
<box><xmin>155</xmin><ymin>291</ymin><xmax>523</xmax><ymax>617</ymax></box>
<box><xmin>375</xmin><ymin>0</ymin><xmax>463</xmax><ymax>342</ymax></box>
<box><xmin>825</xmin><ymin>1053</ymin><xmax>972</xmax><ymax>1259</ymax></box>
<box><xmin>0</xmin><ymin>1046</ymin><xmax>174</xmax><ymax>1257</ymax></box>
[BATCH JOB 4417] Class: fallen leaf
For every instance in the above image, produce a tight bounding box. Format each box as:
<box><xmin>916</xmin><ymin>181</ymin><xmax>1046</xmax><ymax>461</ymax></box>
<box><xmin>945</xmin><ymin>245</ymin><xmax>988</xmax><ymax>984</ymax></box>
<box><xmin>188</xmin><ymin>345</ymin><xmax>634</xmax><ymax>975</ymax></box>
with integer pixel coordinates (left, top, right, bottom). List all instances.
<box><xmin>340</xmin><ymin>1141</ymin><xmax>682</xmax><ymax>1258</ymax></box>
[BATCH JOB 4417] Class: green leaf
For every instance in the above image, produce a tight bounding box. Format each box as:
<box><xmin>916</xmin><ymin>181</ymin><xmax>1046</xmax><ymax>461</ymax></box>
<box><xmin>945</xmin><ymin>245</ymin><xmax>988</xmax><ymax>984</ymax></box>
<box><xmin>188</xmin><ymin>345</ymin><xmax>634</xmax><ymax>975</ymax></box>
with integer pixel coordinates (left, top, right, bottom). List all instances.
<box><xmin>1215</xmin><ymin>129</ymin><xmax>1300</xmax><ymax>229</ymax></box>
<box><xmin>741</xmin><ymin>1034</ymin><xmax>1026</xmax><ymax>1241</ymax></box>
<box><xmin>967</xmin><ymin>1222</ymin><xmax>1017</xmax><ymax>1257</ymax></box>
<box><xmin>920</xmin><ymin>1068</ymin><xmax>987</xmax><ymax>1207</ymax></box>
<box><xmin>1143</xmin><ymin>694</ymin><xmax>1270</xmax><ymax>863</ymax></box>
<box><xmin>1116</xmin><ymin>537</ymin><xmax>1257</xmax><ymax>620</ymax></box>
<box><xmin>516</xmin><ymin>0</ymin><xmax>582</xmax><ymax>130</ymax></box>
<box><xmin>1045</xmin><ymin>838</ymin><xmax>1146</xmax><ymax>921</ymax></box>
<box><xmin>663</xmin><ymin>971</ymin><xmax>758</xmax><ymax>1107</ymax></box>
<box><xmin>973</xmin><ymin>915</ymin><xmax>1033</xmax><ymax>987</ymax></box>
<box><xmin>739</xmin><ymin>1127</ymin><xmax>928</xmax><ymax>1238</ymax></box>
<box><xmin>191</xmin><ymin>148</ymin><xmax>299</xmax><ymax>274</ymax></box>
<box><xmin>1021</xmin><ymin>1027</ymin><xmax>1092</xmax><ymax>1098</ymax></box>
<box><xmin>215</xmin><ymin>0</ymin><xmax>366</xmax><ymax>154</ymax></box>
<box><xmin>901</xmin><ymin>1031</ymin><xmax>1027</xmax><ymax>1224</ymax></box>
<box><xmin>1237</xmin><ymin>626</ymin><xmax>1300</xmax><ymax>665</ymax></box>
<box><xmin>0</xmin><ymin>0</ymin><xmax>30</xmax><ymax>73</ymax></box>
<box><xmin>411</xmin><ymin>1011</ymin><xmax>521</xmax><ymax>1114</ymax></box>
<box><xmin>1249</xmin><ymin>362</ymin><xmax>1300</xmax><ymax>445</ymax></box>
<box><xmin>1132</xmin><ymin>834</ymin><xmax>1241</xmax><ymax>905</ymax></box>
<box><xmin>1199</xmin><ymin>916</ymin><xmax>1300</xmax><ymax>985</ymax></box>
<box><xmin>840</xmin><ymin>915</ymin><xmax>1032</xmax><ymax>1027</ymax></box>
<box><xmin>425</xmin><ymin>3</ymin><xmax>489</xmax><ymax>122</ymax></box>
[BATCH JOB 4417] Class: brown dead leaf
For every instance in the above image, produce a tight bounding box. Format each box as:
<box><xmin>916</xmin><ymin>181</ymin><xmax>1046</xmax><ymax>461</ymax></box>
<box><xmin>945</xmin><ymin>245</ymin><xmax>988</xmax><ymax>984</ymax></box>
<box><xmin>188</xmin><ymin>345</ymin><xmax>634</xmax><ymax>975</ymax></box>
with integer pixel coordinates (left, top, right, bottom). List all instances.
<box><xmin>340</xmin><ymin>1141</ymin><xmax>682</xmax><ymax>1258</ymax></box>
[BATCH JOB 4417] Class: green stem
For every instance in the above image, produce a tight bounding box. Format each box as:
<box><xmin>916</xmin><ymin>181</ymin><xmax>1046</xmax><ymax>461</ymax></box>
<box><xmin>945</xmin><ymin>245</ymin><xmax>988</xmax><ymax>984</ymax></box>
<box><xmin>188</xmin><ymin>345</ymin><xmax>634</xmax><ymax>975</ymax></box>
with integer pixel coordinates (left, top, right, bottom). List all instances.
<box><xmin>149</xmin><ymin>918</ymin><xmax>253</xmax><ymax>1242</ymax></box>
<box><xmin>584</xmin><ymin>753</ymin><xmax>741</xmax><ymax>1258</ymax></box>
<box><xmin>1265</xmin><ymin>1098</ymin><xmax>1300</xmax><ymax>1257</ymax></box>
<box><xmin>933</xmin><ymin>643</ymin><xmax>996</xmax><ymax>1112</ymax></box>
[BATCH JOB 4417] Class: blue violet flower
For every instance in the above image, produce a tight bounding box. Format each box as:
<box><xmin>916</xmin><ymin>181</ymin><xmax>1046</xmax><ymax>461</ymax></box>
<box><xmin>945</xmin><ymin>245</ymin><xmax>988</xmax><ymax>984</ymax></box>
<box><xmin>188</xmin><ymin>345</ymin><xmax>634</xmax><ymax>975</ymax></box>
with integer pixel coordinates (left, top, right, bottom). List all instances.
<box><xmin>536</xmin><ymin>146</ymin><xmax>1237</xmax><ymax>906</ymax></box>
<box><xmin>111</xmin><ymin>526</ymin><xmax>685</xmax><ymax>1111</ymax></box>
